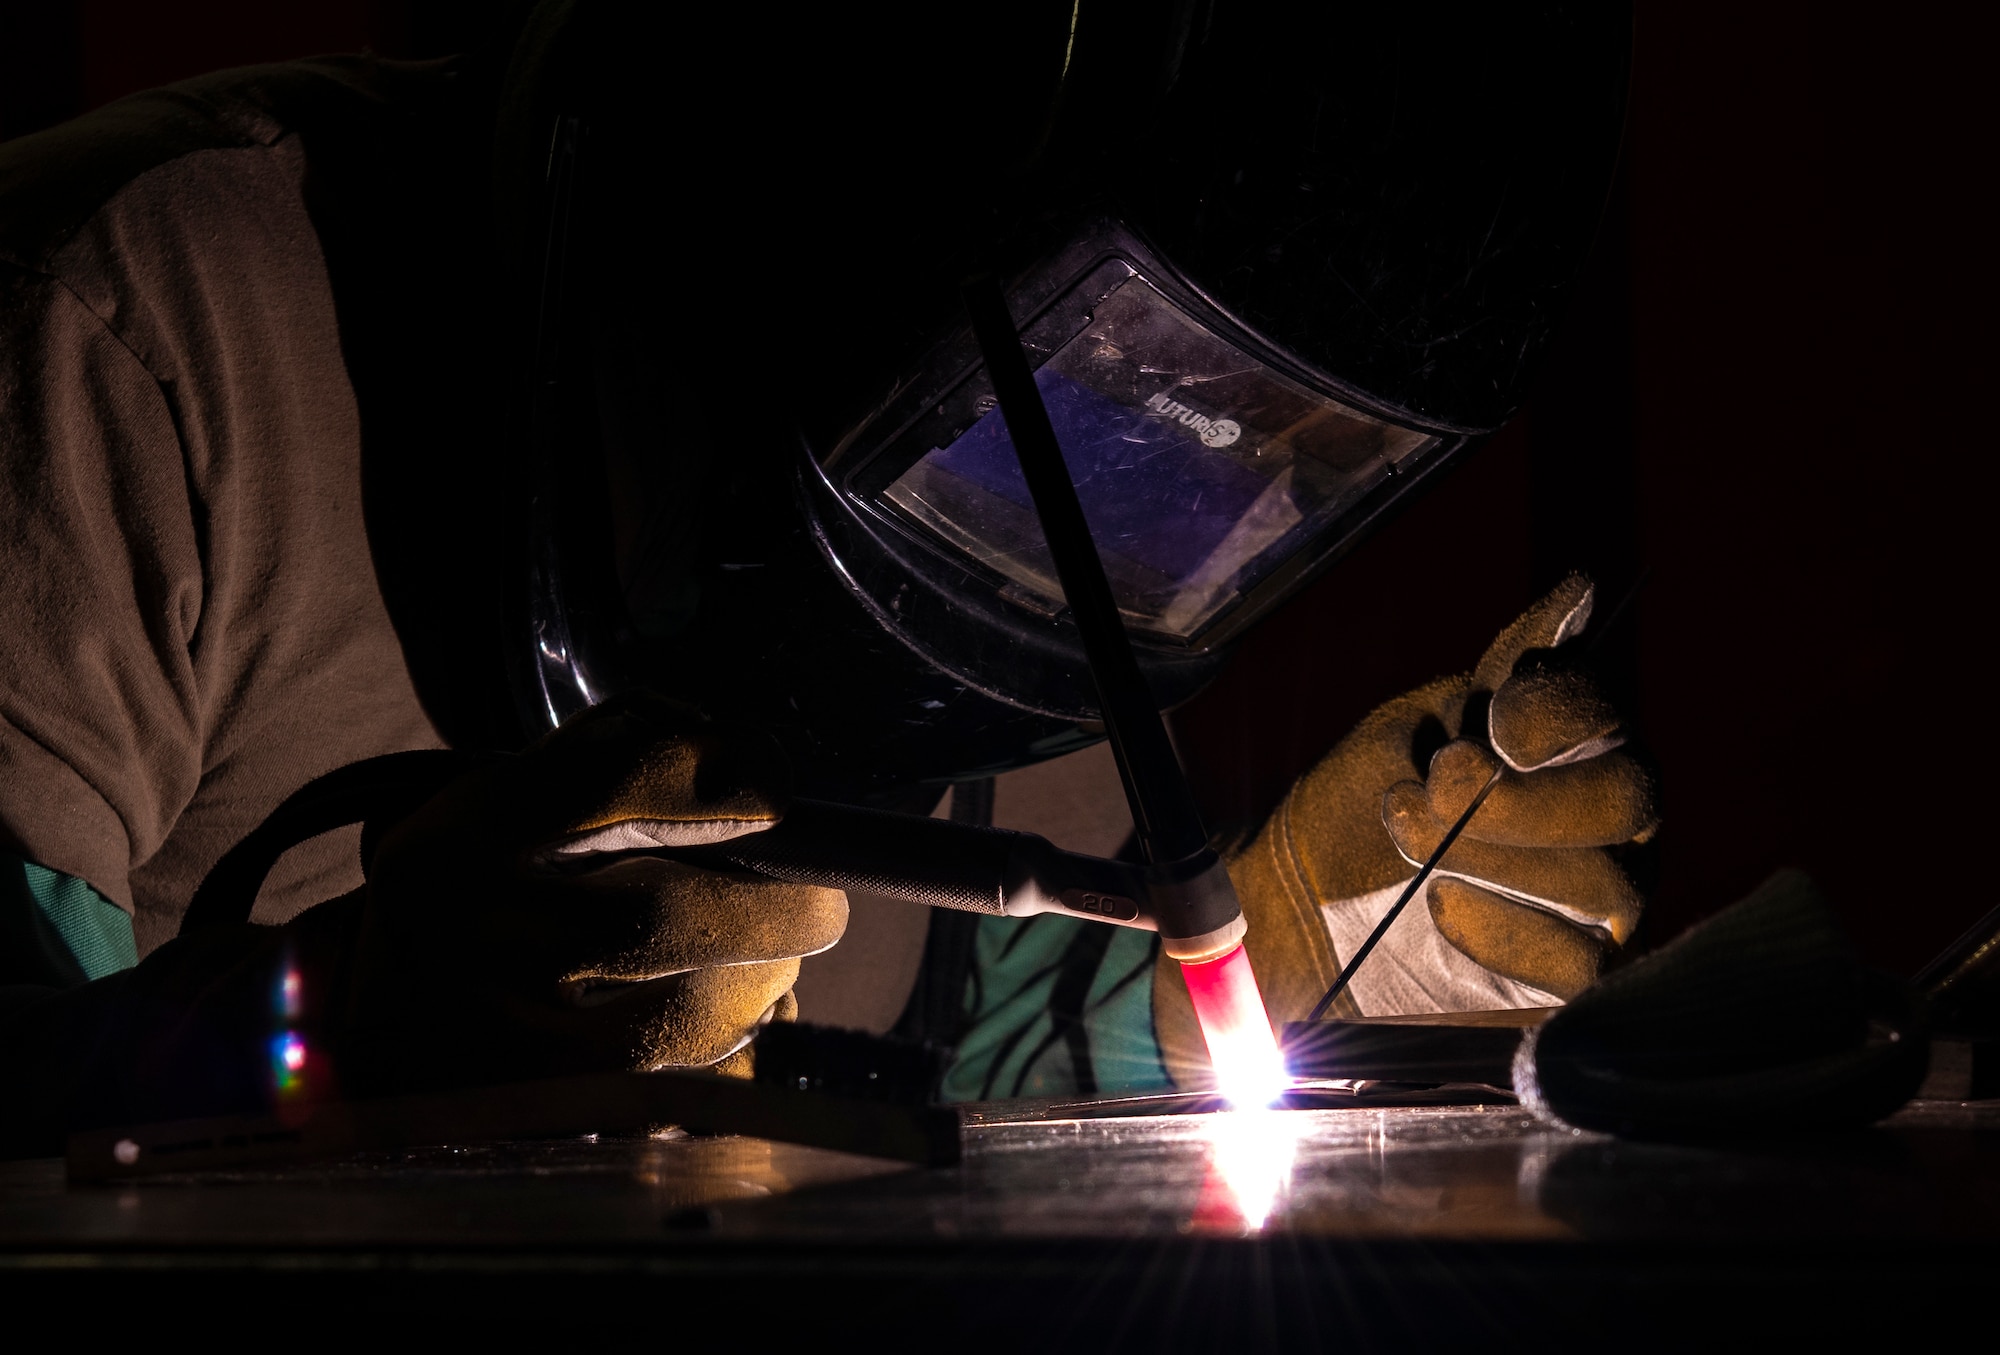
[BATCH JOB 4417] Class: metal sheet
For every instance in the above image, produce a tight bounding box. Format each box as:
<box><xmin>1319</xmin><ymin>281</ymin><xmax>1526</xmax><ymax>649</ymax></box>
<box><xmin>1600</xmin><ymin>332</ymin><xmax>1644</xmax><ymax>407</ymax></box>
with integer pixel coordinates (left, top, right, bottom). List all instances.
<box><xmin>9</xmin><ymin>1100</ymin><xmax>1999</xmax><ymax>1249</ymax></box>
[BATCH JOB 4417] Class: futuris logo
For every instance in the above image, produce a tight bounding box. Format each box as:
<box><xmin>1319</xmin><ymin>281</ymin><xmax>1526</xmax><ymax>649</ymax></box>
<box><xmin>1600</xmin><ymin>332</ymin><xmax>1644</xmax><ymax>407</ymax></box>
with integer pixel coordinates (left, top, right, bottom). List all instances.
<box><xmin>1143</xmin><ymin>390</ymin><xmax>1242</xmax><ymax>448</ymax></box>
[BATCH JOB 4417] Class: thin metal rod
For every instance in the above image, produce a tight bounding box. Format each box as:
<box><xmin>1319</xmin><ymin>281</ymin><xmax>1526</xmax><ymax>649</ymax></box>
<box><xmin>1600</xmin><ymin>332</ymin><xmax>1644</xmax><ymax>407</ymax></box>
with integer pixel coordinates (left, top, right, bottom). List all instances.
<box><xmin>962</xmin><ymin>276</ymin><xmax>1210</xmax><ymax>865</ymax></box>
<box><xmin>1915</xmin><ymin>899</ymin><xmax>2000</xmax><ymax>995</ymax></box>
<box><xmin>1304</xmin><ymin>571</ymin><xmax>1650</xmax><ymax>1021</ymax></box>
<box><xmin>1305</xmin><ymin>763</ymin><xmax>1505</xmax><ymax>1022</ymax></box>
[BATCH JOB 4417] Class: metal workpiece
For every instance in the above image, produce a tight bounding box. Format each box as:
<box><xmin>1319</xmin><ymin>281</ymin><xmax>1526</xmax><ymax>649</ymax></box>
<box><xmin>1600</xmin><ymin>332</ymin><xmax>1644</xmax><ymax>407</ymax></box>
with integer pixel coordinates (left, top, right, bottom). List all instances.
<box><xmin>30</xmin><ymin>1100</ymin><xmax>2000</xmax><ymax>1249</ymax></box>
<box><xmin>68</xmin><ymin>1066</ymin><xmax>963</xmax><ymax>1182</ymax></box>
<box><xmin>13</xmin><ymin>1099</ymin><xmax>2000</xmax><ymax>1346</ymax></box>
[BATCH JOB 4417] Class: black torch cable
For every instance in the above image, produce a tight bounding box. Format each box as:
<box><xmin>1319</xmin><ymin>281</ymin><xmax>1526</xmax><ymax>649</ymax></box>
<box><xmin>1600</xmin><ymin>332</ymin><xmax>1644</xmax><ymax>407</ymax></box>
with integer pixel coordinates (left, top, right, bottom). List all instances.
<box><xmin>961</xmin><ymin>276</ymin><xmax>1210</xmax><ymax>867</ymax></box>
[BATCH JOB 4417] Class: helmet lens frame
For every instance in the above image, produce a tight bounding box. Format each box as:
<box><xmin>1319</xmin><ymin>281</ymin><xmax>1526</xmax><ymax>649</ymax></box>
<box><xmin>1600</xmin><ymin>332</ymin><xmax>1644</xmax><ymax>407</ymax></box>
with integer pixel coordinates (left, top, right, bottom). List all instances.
<box><xmin>816</xmin><ymin>220</ymin><xmax>1461</xmax><ymax>653</ymax></box>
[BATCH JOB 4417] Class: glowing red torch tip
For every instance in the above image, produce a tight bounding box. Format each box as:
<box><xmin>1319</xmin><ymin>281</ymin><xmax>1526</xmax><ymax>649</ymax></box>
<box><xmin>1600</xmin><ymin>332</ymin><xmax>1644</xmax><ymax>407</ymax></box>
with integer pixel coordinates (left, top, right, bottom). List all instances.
<box><xmin>1178</xmin><ymin>943</ymin><xmax>1289</xmax><ymax>1107</ymax></box>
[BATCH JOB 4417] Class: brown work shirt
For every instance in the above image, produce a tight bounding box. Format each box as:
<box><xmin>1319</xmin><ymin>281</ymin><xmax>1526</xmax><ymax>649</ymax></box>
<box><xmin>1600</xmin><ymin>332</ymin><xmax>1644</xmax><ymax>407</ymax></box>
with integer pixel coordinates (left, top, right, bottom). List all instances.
<box><xmin>0</xmin><ymin>59</ymin><xmax>504</xmax><ymax>956</ymax></box>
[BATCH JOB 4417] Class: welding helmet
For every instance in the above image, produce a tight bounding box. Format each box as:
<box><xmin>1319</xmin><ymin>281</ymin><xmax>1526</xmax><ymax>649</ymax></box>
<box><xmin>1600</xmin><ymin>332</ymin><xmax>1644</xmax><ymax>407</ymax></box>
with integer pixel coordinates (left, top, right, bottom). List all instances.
<box><xmin>504</xmin><ymin>1</ymin><xmax>1631</xmax><ymax>805</ymax></box>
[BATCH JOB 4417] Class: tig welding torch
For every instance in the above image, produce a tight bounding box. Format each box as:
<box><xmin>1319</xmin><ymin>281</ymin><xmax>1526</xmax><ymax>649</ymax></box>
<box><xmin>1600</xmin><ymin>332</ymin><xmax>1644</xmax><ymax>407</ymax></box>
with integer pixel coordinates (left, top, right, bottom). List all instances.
<box><xmin>660</xmin><ymin>796</ymin><xmax>1243</xmax><ymax>958</ymax></box>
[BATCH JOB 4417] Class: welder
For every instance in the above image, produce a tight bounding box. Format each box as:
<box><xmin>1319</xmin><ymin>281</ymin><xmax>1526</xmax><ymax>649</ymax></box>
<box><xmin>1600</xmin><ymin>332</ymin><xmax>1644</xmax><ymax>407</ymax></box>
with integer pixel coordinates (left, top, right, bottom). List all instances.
<box><xmin>0</xmin><ymin>2</ymin><xmax>1650</xmax><ymax>1147</ymax></box>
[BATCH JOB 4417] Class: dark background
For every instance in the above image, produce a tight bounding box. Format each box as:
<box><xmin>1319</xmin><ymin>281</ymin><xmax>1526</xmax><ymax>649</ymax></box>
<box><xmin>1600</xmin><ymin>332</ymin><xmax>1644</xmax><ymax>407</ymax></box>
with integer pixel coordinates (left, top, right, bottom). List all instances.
<box><xmin>2</xmin><ymin>2</ymin><xmax>1991</xmax><ymax>974</ymax></box>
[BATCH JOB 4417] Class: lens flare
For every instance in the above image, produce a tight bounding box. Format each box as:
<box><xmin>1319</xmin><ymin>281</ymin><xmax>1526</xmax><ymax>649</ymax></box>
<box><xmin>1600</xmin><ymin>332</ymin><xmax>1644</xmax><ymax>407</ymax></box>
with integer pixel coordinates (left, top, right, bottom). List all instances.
<box><xmin>1178</xmin><ymin>943</ymin><xmax>1288</xmax><ymax>1107</ymax></box>
<box><xmin>271</xmin><ymin>1031</ymin><xmax>309</xmax><ymax>1094</ymax></box>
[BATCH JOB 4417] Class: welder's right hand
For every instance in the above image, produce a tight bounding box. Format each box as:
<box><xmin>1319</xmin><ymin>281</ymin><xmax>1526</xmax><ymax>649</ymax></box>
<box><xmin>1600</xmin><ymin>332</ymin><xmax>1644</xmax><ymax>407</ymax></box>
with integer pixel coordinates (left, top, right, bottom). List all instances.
<box><xmin>1252</xmin><ymin>574</ymin><xmax>1659</xmax><ymax>998</ymax></box>
<box><xmin>1152</xmin><ymin>578</ymin><xmax>1658</xmax><ymax>1087</ymax></box>
<box><xmin>338</xmin><ymin>693</ymin><xmax>849</xmax><ymax>1094</ymax></box>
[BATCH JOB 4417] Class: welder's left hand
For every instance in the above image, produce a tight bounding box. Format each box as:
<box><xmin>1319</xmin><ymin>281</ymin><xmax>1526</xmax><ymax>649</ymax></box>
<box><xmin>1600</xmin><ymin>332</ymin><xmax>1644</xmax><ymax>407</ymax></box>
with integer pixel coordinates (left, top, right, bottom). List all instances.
<box><xmin>337</xmin><ymin>692</ymin><xmax>850</xmax><ymax>1093</ymax></box>
<box><xmin>3</xmin><ymin>694</ymin><xmax>848</xmax><ymax>1149</ymax></box>
<box><xmin>1153</xmin><ymin>578</ymin><xmax>1659</xmax><ymax>1086</ymax></box>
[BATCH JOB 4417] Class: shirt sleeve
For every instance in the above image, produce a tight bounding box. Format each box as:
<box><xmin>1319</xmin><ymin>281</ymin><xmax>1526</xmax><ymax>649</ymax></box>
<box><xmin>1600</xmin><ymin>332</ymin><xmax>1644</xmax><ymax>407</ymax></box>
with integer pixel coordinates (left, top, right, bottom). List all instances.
<box><xmin>0</xmin><ymin>262</ymin><xmax>206</xmax><ymax>912</ymax></box>
<box><xmin>940</xmin><ymin>913</ymin><xmax>1171</xmax><ymax>1102</ymax></box>
<box><xmin>1</xmin><ymin>854</ymin><xmax>136</xmax><ymax>987</ymax></box>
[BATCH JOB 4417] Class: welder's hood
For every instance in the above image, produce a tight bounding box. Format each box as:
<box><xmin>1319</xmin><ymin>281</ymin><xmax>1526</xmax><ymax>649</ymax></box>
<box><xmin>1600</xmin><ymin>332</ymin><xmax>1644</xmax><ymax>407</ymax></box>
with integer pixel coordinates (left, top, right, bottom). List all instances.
<box><xmin>503</xmin><ymin>1</ymin><xmax>1631</xmax><ymax>805</ymax></box>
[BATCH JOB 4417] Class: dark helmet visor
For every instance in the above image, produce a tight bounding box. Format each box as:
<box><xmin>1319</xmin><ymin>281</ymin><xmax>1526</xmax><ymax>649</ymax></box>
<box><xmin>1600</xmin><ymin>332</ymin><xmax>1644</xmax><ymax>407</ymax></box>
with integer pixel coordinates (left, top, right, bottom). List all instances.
<box><xmin>876</xmin><ymin>270</ymin><xmax>1437</xmax><ymax>643</ymax></box>
<box><xmin>808</xmin><ymin>221</ymin><xmax>1455</xmax><ymax>669</ymax></box>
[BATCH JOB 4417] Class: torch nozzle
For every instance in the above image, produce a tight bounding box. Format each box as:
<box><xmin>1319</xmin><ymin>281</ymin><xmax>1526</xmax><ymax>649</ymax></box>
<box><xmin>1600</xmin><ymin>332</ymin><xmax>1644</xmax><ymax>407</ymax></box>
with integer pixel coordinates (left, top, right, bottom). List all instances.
<box><xmin>1179</xmin><ymin>943</ymin><xmax>1288</xmax><ymax>1107</ymax></box>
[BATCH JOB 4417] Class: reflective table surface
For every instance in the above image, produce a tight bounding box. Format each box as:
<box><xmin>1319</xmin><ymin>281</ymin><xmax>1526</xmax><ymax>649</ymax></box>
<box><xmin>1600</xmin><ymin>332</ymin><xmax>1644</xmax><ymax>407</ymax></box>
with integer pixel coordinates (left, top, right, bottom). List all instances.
<box><xmin>5</xmin><ymin>1098</ymin><xmax>1998</xmax><ymax>1346</ymax></box>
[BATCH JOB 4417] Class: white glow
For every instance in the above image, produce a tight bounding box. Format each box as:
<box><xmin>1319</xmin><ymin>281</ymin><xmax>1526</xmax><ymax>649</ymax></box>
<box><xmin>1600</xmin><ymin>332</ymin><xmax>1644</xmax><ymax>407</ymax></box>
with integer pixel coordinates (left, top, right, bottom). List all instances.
<box><xmin>1210</xmin><ymin>1022</ymin><xmax>1290</xmax><ymax>1108</ymax></box>
<box><xmin>1203</xmin><ymin>1108</ymin><xmax>1305</xmax><ymax>1231</ymax></box>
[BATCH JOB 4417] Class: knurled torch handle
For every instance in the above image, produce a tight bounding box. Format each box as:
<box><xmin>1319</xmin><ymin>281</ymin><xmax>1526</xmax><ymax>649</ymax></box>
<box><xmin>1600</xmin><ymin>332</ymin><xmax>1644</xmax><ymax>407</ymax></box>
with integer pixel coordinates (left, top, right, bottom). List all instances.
<box><xmin>669</xmin><ymin>797</ymin><xmax>1162</xmax><ymax>932</ymax></box>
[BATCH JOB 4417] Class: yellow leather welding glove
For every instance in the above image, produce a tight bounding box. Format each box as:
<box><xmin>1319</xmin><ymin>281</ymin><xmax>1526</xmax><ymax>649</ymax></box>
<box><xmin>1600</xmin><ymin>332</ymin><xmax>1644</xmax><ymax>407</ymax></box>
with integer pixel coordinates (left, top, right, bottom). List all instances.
<box><xmin>340</xmin><ymin>692</ymin><xmax>849</xmax><ymax>1093</ymax></box>
<box><xmin>1155</xmin><ymin>577</ymin><xmax>1657</xmax><ymax>1085</ymax></box>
